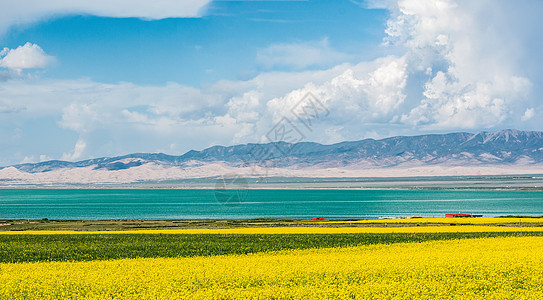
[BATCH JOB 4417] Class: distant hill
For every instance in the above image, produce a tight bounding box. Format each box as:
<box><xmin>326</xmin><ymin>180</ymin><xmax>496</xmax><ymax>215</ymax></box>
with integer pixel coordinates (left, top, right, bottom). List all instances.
<box><xmin>1</xmin><ymin>129</ymin><xmax>543</xmax><ymax>184</ymax></box>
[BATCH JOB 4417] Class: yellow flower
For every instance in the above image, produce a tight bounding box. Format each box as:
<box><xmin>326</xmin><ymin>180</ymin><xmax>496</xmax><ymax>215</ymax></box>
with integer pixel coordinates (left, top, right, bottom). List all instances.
<box><xmin>1</xmin><ymin>225</ymin><xmax>543</xmax><ymax>235</ymax></box>
<box><xmin>1</xmin><ymin>236</ymin><xmax>542</xmax><ymax>299</ymax></box>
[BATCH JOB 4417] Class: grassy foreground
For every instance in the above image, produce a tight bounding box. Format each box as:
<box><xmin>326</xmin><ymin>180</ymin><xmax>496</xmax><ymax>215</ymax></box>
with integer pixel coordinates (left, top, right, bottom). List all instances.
<box><xmin>0</xmin><ymin>231</ymin><xmax>541</xmax><ymax>263</ymax></box>
<box><xmin>2</xmin><ymin>222</ymin><xmax>543</xmax><ymax>299</ymax></box>
<box><xmin>1</xmin><ymin>236</ymin><xmax>542</xmax><ymax>299</ymax></box>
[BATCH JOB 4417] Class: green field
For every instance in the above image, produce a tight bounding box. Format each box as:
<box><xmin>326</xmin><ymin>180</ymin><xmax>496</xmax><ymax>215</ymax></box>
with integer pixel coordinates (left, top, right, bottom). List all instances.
<box><xmin>1</xmin><ymin>231</ymin><xmax>543</xmax><ymax>263</ymax></box>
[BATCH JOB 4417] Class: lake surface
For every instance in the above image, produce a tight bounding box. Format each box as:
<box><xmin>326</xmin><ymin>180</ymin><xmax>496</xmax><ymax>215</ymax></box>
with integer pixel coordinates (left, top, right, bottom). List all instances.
<box><xmin>0</xmin><ymin>189</ymin><xmax>542</xmax><ymax>220</ymax></box>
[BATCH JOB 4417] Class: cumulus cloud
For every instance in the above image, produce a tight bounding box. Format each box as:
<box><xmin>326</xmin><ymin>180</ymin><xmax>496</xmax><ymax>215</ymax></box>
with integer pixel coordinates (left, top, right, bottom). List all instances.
<box><xmin>61</xmin><ymin>139</ymin><xmax>87</xmax><ymax>161</ymax></box>
<box><xmin>0</xmin><ymin>43</ymin><xmax>54</xmax><ymax>73</ymax></box>
<box><xmin>381</xmin><ymin>0</ymin><xmax>533</xmax><ymax>129</ymax></box>
<box><xmin>267</xmin><ymin>56</ymin><xmax>407</xmax><ymax>125</ymax></box>
<box><xmin>254</xmin><ymin>0</ymin><xmax>537</xmax><ymax>139</ymax></box>
<box><xmin>257</xmin><ymin>38</ymin><xmax>352</xmax><ymax>70</ymax></box>
<box><xmin>521</xmin><ymin>108</ymin><xmax>535</xmax><ymax>122</ymax></box>
<box><xmin>0</xmin><ymin>0</ymin><xmax>211</xmax><ymax>36</ymax></box>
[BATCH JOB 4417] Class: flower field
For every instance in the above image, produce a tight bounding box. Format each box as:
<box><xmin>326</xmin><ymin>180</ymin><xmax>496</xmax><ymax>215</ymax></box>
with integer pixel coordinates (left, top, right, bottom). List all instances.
<box><xmin>2</xmin><ymin>225</ymin><xmax>543</xmax><ymax>235</ymax></box>
<box><xmin>320</xmin><ymin>216</ymin><xmax>543</xmax><ymax>225</ymax></box>
<box><xmin>247</xmin><ymin>217</ymin><xmax>543</xmax><ymax>225</ymax></box>
<box><xmin>1</xmin><ymin>236</ymin><xmax>542</xmax><ymax>299</ymax></box>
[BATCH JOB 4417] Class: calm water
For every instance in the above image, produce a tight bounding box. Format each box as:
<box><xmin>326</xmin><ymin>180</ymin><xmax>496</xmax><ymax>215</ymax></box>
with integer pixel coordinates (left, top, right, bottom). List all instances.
<box><xmin>0</xmin><ymin>189</ymin><xmax>542</xmax><ymax>219</ymax></box>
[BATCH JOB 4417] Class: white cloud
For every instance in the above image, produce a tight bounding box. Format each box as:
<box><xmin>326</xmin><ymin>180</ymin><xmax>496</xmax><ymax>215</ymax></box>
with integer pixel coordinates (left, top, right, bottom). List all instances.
<box><xmin>257</xmin><ymin>38</ymin><xmax>352</xmax><ymax>70</ymax></box>
<box><xmin>0</xmin><ymin>60</ymin><xmax>405</xmax><ymax>164</ymax></box>
<box><xmin>0</xmin><ymin>0</ymin><xmax>212</xmax><ymax>36</ymax></box>
<box><xmin>39</xmin><ymin>154</ymin><xmax>52</xmax><ymax>162</ymax></box>
<box><xmin>20</xmin><ymin>154</ymin><xmax>54</xmax><ymax>164</ymax></box>
<box><xmin>267</xmin><ymin>56</ymin><xmax>407</xmax><ymax>125</ymax></box>
<box><xmin>378</xmin><ymin>0</ymin><xmax>534</xmax><ymax>130</ymax></box>
<box><xmin>62</xmin><ymin>139</ymin><xmax>87</xmax><ymax>161</ymax></box>
<box><xmin>0</xmin><ymin>0</ymin><xmax>540</xmax><ymax>166</ymax></box>
<box><xmin>20</xmin><ymin>156</ymin><xmax>35</xmax><ymax>164</ymax></box>
<box><xmin>261</xmin><ymin>55</ymin><xmax>408</xmax><ymax>143</ymax></box>
<box><xmin>0</xmin><ymin>43</ymin><xmax>54</xmax><ymax>73</ymax></box>
<box><xmin>59</xmin><ymin>102</ymin><xmax>101</xmax><ymax>133</ymax></box>
<box><xmin>521</xmin><ymin>108</ymin><xmax>535</xmax><ymax>122</ymax></box>
<box><xmin>0</xmin><ymin>78</ymin><xmax>242</xmax><ymax>163</ymax></box>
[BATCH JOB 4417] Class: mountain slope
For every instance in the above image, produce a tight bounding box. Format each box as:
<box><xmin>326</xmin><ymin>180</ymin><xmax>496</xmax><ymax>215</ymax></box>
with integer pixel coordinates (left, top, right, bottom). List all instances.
<box><xmin>1</xmin><ymin>129</ymin><xmax>543</xmax><ymax>184</ymax></box>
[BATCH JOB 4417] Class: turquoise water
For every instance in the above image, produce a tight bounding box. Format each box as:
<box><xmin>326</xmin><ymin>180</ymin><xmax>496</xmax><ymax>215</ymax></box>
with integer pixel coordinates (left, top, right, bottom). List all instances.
<box><xmin>0</xmin><ymin>189</ymin><xmax>542</xmax><ymax>220</ymax></box>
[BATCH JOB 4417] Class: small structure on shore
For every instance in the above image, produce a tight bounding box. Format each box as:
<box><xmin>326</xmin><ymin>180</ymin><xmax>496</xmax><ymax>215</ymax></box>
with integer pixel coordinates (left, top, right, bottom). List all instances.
<box><xmin>312</xmin><ymin>217</ymin><xmax>325</xmax><ymax>221</ymax></box>
<box><xmin>445</xmin><ymin>213</ymin><xmax>472</xmax><ymax>218</ymax></box>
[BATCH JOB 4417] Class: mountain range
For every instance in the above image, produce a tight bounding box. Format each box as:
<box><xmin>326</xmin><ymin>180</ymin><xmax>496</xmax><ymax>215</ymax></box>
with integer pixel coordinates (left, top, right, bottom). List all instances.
<box><xmin>1</xmin><ymin>129</ymin><xmax>542</xmax><ymax>184</ymax></box>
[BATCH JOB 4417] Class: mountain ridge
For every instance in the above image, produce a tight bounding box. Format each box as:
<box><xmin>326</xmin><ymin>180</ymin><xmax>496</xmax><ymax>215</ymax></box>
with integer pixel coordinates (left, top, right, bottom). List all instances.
<box><xmin>1</xmin><ymin>129</ymin><xmax>542</xmax><ymax>184</ymax></box>
<box><xmin>5</xmin><ymin>129</ymin><xmax>543</xmax><ymax>173</ymax></box>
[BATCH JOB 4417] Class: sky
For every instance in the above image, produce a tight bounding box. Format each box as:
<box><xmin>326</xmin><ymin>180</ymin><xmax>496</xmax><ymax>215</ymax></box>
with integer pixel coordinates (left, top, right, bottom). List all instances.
<box><xmin>0</xmin><ymin>0</ymin><xmax>542</xmax><ymax>166</ymax></box>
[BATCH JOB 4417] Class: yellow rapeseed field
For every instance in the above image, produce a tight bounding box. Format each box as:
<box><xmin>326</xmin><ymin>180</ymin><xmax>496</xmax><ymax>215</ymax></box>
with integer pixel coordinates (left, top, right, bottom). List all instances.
<box><xmin>1</xmin><ymin>236</ymin><xmax>542</xmax><ymax>299</ymax></box>
<box><xmin>247</xmin><ymin>217</ymin><xmax>543</xmax><ymax>225</ymax></box>
<box><xmin>1</xmin><ymin>225</ymin><xmax>543</xmax><ymax>235</ymax></box>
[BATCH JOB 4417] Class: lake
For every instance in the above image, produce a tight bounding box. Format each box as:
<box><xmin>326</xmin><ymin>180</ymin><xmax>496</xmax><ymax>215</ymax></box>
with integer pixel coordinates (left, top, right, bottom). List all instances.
<box><xmin>0</xmin><ymin>189</ymin><xmax>542</xmax><ymax>219</ymax></box>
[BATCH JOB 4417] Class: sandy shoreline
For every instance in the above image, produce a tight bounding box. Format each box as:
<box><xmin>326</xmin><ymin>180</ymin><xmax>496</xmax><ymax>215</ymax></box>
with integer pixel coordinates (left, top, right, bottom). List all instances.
<box><xmin>1</xmin><ymin>162</ymin><xmax>543</xmax><ymax>185</ymax></box>
<box><xmin>1</xmin><ymin>174</ymin><xmax>542</xmax><ymax>190</ymax></box>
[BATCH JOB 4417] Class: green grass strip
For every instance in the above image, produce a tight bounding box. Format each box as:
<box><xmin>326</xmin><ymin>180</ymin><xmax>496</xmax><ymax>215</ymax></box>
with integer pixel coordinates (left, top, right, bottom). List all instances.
<box><xmin>1</xmin><ymin>232</ymin><xmax>542</xmax><ymax>263</ymax></box>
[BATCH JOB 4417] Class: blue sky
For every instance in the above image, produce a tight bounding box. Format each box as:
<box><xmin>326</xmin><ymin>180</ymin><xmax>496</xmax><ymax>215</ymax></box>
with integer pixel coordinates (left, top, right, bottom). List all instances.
<box><xmin>0</xmin><ymin>0</ymin><xmax>542</xmax><ymax>166</ymax></box>
<box><xmin>2</xmin><ymin>1</ymin><xmax>387</xmax><ymax>86</ymax></box>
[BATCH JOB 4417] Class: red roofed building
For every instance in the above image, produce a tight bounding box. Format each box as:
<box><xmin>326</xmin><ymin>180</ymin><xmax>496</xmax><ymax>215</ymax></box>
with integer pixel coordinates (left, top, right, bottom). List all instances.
<box><xmin>445</xmin><ymin>213</ymin><xmax>472</xmax><ymax>218</ymax></box>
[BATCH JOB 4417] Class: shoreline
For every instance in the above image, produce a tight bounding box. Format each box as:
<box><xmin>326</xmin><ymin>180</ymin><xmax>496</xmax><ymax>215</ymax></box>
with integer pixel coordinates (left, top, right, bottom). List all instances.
<box><xmin>1</xmin><ymin>174</ymin><xmax>542</xmax><ymax>190</ymax></box>
<box><xmin>1</xmin><ymin>174</ymin><xmax>543</xmax><ymax>189</ymax></box>
<box><xmin>1</xmin><ymin>216</ymin><xmax>543</xmax><ymax>232</ymax></box>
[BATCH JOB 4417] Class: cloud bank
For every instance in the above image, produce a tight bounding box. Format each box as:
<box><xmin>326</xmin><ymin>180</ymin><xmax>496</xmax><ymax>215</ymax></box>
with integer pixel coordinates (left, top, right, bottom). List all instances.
<box><xmin>384</xmin><ymin>0</ymin><xmax>533</xmax><ymax>129</ymax></box>
<box><xmin>0</xmin><ymin>0</ymin><xmax>211</xmax><ymax>35</ymax></box>
<box><xmin>0</xmin><ymin>0</ymin><xmax>541</xmax><ymax>166</ymax></box>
